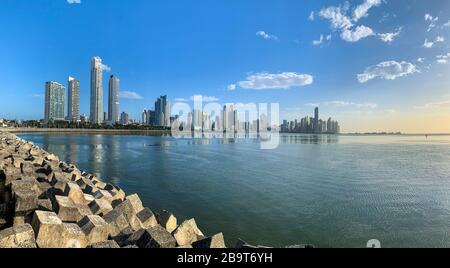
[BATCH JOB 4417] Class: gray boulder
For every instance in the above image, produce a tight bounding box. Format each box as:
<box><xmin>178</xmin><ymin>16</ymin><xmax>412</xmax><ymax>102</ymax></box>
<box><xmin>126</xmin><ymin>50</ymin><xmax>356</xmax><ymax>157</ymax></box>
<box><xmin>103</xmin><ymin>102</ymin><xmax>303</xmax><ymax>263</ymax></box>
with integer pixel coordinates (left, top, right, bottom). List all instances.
<box><xmin>31</xmin><ymin>210</ymin><xmax>64</xmax><ymax>248</ymax></box>
<box><xmin>135</xmin><ymin>225</ymin><xmax>177</xmax><ymax>248</ymax></box>
<box><xmin>89</xmin><ymin>240</ymin><xmax>120</xmax><ymax>248</ymax></box>
<box><xmin>156</xmin><ymin>210</ymin><xmax>177</xmax><ymax>233</ymax></box>
<box><xmin>0</xmin><ymin>223</ymin><xmax>36</xmax><ymax>248</ymax></box>
<box><xmin>172</xmin><ymin>218</ymin><xmax>204</xmax><ymax>246</ymax></box>
<box><xmin>192</xmin><ymin>233</ymin><xmax>226</xmax><ymax>248</ymax></box>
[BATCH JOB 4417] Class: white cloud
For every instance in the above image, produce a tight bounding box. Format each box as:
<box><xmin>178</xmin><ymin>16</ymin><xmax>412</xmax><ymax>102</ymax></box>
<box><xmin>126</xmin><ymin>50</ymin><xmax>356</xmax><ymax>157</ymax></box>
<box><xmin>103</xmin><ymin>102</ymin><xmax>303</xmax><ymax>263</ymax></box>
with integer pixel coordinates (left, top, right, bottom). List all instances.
<box><xmin>436</xmin><ymin>36</ymin><xmax>445</xmax><ymax>42</ymax></box>
<box><xmin>423</xmin><ymin>39</ymin><xmax>434</xmax><ymax>48</ymax></box>
<box><xmin>312</xmin><ymin>35</ymin><xmax>324</xmax><ymax>45</ymax></box>
<box><xmin>323</xmin><ymin>101</ymin><xmax>378</xmax><ymax>109</ymax></box>
<box><xmin>319</xmin><ymin>5</ymin><xmax>353</xmax><ymax>30</ymax></box>
<box><xmin>417</xmin><ymin>58</ymin><xmax>425</xmax><ymax>63</ymax></box>
<box><xmin>119</xmin><ymin>91</ymin><xmax>143</xmax><ymax>100</ymax></box>
<box><xmin>30</xmin><ymin>94</ymin><xmax>44</xmax><ymax>98</ymax></box>
<box><xmin>189</xmin><ymin>95</ymin><xmax>219</xmax><ymax>102</ymax></box>
<box><xmin>341</xmin><ymin>25</ymin><xmax>374</xmax><ymax>42</ymax></box>
<box><xmin>444</xmin><ymin>20</ymin><xmax>450</xmax><ymax>28</ymax></box>
<box><xmin>378</xmin><ymin>28</ymin><xmax>402</xmax><ymax>43</ymax></box>
<box><xmin>436</xmin><ymin>53</ymin><xmax>450</xmax><ymax>64</ymax></box>
<box><xmin>353</xmin><ymin>0</ymin><xmax>382</xmax><ymax>21</ymax></box>
<box><xmin>233</xmin><ymin>72</ymin><xmax>314</xmax><ymax>90</ymax></box>
<box><xmin>318</xmin><ymin>1</ymin><xmax>382</xmax><ymax>43</ymax></box>
<box><xmin>425</xmin><ymin>13</ymin><xmax>439</xmax><ymax>32</ymax></box>
<box><xmin>175</xmin><ymin>96</ymin><xmax>219</xmax><ymax>102</ymax></box>
<box><xmin>256</xmin><ymin>31</ymin><xmax>278</xmax><ymax>40</ymax></box>
<box><xmin>227</xmin><ymin>84</ymin><xmax>236</xmax><ymax>91</ymax></box>
<box><xmin>308</xmin><ymin>11</ymin><xmax>315</xmax><ymax>21</ymax></box>
<box><xmin>417</xmin><ymin>100</ymin><xmax>450</xmax><ymax>109</ymax></box>
<box><xmin>313</xmin><ymin>34</ymin><xmax>333</xmax><ymax>45</ymax></box>
<box><xmin>357</xmin><ymin>60</ymin><xmax>418</xmax><ymax>83</ymax></box>
<box><xmin>101</xmin><ymin>64</ymin><xmax>111</xmax><ymax>72</ymax></box>
<box><xmin>67</xmin><ymin>0</ymin><xmax>81</xmax><ymax>4</ymax></box>
<box><xmin>424</xmin><ymin>14</ymin><xmax>434</xmax><ymax>21</ymax></box>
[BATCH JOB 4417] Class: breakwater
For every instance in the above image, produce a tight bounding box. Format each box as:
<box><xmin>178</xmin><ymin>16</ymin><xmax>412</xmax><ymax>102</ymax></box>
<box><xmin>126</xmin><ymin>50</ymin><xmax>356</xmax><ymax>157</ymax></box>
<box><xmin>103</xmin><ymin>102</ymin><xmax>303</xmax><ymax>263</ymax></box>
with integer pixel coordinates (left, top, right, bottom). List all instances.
<box><xmin>0</xmin><ymin>132</ymin><xmax>307</xmax><ymax>248</ymax></box>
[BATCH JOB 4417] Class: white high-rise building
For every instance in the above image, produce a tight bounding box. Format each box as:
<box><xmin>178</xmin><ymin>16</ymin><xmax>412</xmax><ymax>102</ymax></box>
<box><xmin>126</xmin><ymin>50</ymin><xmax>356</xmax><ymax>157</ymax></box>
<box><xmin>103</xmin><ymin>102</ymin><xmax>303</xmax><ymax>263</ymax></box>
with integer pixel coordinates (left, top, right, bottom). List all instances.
<box><xmin>108</xmin><ymin>75</ymin><xmax>120</xmax><ymax>124</ymax></box>
<box><xmin>67</xmin><ymin>76</ymin><xmax>79</xmax><ymax>122</ymax></box>
<box><xmin>44</xmin><ymin>81</ymin><xmax>65</xmax><ymax>123</ymax></box>
<box><xmin>90</xmin><ymin>56</ymin><xmax>103</xmax><ymax>124</ymax></box>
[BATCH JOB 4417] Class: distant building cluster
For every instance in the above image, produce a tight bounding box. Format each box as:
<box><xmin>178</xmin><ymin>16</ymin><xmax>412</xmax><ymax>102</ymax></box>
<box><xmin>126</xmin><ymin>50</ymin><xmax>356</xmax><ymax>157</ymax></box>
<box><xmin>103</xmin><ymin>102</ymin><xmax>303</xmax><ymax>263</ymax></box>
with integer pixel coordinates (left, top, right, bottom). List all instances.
<box><xmin>141</xmin><ymin>95</ymin><xmax>171</xmax><ymax>128</ymax></box>
<box><xmin>281</xmin><ymin>107</ymin><xmax>340</xmax><ymax>134</ymax></box>
<box><xmin>150</xmin><ymin>103</ymin><xmax>272</xmax><ymax>133</ymax></box>
<box><xmin>42</xmin><ymin>56</ymin><xmax>173</xmax><ymax>128</ymax></box>
<box><xmin>44</xmin><ymin>56</ymin><xmax>122</xmax><ymax>125</ymax></box>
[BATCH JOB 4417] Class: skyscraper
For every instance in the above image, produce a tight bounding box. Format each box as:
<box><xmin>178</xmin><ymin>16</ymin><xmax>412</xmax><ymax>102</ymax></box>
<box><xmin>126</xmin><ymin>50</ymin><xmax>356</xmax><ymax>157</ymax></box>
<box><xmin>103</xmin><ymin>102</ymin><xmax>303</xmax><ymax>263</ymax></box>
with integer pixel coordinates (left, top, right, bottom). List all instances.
<box><xmin>142</xmin><ymin>109</ymin><xmax>149</xmax><ymax>125</ymax></box>
<box><xmin>67</xmin><ymin>76</ymin><xmax>79</xmax><ymax>122</ymax></box>
<box><xmin>120</xmin><ymin>112</ymin><xmax>129</xmax><ymax>125</ymax></box>
<box><xmin>314</xmin><ymin>107</ymin><xmax>319</xmax><ymax>133</ymax></box>
<box><xmin>90</xmin><ymin>56</ymin><xmax>103</xmax><ymax>124</ymax></box>
<box><xmin>44</xmin><ymin>81</ymin><xmax>66</xmax><ymax>123</ymax></box>
<box><xmin>155</xmin><ymin>95</ymin><xmax>171</xmax><ymax>127</ymax></box>
<box><xmin>108</xmin><ymin>75</ymin><xmax>120</xmax><ymax>124</ymax></box>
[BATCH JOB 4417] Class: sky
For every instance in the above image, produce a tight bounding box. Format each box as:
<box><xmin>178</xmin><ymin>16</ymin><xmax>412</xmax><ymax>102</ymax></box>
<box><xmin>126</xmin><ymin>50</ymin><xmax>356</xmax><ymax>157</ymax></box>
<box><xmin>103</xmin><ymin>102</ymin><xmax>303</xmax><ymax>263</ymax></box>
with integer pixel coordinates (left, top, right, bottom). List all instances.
<box><xmin>0</xmin><ymin>0</ymin><xmax>449</xmax><ymax>133</ymax></box>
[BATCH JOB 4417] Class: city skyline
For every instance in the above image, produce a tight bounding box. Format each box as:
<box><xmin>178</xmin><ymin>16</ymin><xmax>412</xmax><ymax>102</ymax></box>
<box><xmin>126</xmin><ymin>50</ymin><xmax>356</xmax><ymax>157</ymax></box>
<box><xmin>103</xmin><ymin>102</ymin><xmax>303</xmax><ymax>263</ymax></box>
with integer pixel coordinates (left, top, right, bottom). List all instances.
<box><xmin>0</xmin><ymin>1</ymin><xmax>449</xmax><ymax>133</ymax></box>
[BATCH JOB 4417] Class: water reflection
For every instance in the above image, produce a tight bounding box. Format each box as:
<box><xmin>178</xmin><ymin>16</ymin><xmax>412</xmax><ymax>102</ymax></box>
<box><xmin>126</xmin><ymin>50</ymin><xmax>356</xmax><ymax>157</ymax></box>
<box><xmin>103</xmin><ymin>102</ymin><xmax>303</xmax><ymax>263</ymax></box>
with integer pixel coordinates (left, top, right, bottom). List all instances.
<box><xmin>66</xmin><ymin>134</ymin><xmax>78</xmax><ymax>164</ymax></box>
<box><xmin>280</xmin><ymin>134</ymin><xmax>339</xmax><ymax>144</ymax></box>
<box><xmin>88</xmin><ymin>135</ymin><xmax>104</xmax><ymax>180</ymax></box>
<box><xmin>104</xmin><ymin>135</ymin><xmax>121</xmax><ymax>185</ymax></box>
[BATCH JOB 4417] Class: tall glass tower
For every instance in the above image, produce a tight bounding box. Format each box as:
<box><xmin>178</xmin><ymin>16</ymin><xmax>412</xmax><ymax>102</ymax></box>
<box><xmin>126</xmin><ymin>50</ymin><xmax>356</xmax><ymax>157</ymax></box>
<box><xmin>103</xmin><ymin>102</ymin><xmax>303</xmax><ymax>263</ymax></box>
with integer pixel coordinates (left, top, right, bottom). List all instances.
<box><xmin>90</xmin><ymin>56</ymin><xmax>103</xmax><ymax>124</ymax></box>
<box><xmin>108</xmin><ymin>75</ymin><xmax>120</xmax><ymax>124</ymax></box>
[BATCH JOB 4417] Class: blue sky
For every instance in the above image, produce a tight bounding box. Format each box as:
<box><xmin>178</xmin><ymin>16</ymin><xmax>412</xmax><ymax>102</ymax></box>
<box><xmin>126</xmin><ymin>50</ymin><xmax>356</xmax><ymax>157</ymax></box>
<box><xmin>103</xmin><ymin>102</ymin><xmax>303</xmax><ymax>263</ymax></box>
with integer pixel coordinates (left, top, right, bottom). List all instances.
<box><xmin>0</xmin><ymin>0</ymin><xmax>449</xmax><ymax>132</ymax></box>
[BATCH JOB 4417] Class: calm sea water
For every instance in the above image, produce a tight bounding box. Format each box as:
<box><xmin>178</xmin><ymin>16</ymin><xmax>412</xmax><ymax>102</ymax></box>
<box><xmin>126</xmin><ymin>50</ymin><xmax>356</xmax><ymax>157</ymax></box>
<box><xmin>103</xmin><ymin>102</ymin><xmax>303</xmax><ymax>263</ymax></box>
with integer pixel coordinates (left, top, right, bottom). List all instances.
<box><xmin>17</xmin><ymin>133</ymin><xmax>450</xmax><ymax>248</ymax></box>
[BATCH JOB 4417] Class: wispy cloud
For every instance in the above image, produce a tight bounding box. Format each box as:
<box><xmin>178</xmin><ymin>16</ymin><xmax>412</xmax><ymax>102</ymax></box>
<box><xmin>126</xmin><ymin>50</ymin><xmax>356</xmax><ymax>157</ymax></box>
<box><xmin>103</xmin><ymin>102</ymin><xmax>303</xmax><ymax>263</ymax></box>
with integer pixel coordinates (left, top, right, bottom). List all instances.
<box><xmin>416</xmin><ymin>100</ymin><xmax>450</xmax><ymax>109</ymax></box>
<box><xmin>30</xmin><ymin>94</ymin><xmax>44</xmax><ymax>98</ymax></box>
<box><xmin>67</xmin><ymin>0</ymin><xmax>81</xmax><ymax>4</ymax></box>
<box><xmin>231</xmin><ymin>72</ymin><xmax>314</xmax><ymax>90</ymax></box>
<box><xmin>318</xmin><ymin>0</ymin><xmax>382</xmax><ymax>43</ymax></box>
<box><xmin>357</xmin><ymin>61</ymin><xmax>418</xmax><ymax>83</ymax></box>
<box><xmin>436</xmin><ymin>36</ymin><xmax>445</xmax><ymax>43</ymax></box>
<box><xmin>423</xmin><ymin>39</ymin><xmax>434</xmax><ymax>48</ymax></box>
<box><xmin>443</xmin><ymin>20</ymin><xmax>450</xmax><ymax>28</ymax></box>
<box><xmin>174</xmin><ymin>96</ymin><xmax>220</xmax><ymax>102</ymax></box>
<box><xmin>307</xmin><ymin>101</ymin><xmax>378</xmax><ymax>109</ymax></box>
<box><xmin>378</xmin><ymin>27</ymin><xmax>402</xmax><ymax>43</ymax></box>
<box><xmin>256</xmin><ymin>31</ymin><xmax>278</xmax><ymax>40</ymax></box>
<box><xmin>324</xmin><ymin>101</ymin><xmax>378</xmax><ymax>109</ymax></box>
<box><xmin>425</xmin><ymin>13</ymin><xmax>439</xmax><ymax>32</ymax></box>
<box><xmin>101</xmin><ymin>64</ymin><xmax>111</xmax><ymax>72</ymax></box>
<box><xmin>308</xmin><ymin>11</ymin><xmax>315</xmax><ymax>21</ymax></box>
<box><xmin>190</xmin><ymin>95</ymin><xmax>219</xmax><ymax>102</ymax></box>
<box><xmin>352</xmin><ymin>0</ymin><xmax>382</xmax><ymax>21</ymax></box>
<box><xmin>227</xmin><ymin>84</ymin><xmax>236</xmax><ymax>91</ymax></box>
<box><xmin>436</xmin><ymin>53</ymin><xmax>450</xmax><ymax>64</ymax></box>
<box><xmin>341</xmin><ymin>25</ymin><xmax>375</xmax><ymax>42</ymax></box>
<box><xmin>119</xmin><ymin>91</ymin><xmax>143</xmax><ymax>100</ymax></box>
<box><xmin>312</xmin><ymin>34</ymin><xmax>332</xmax><ymax>46</ymax></box>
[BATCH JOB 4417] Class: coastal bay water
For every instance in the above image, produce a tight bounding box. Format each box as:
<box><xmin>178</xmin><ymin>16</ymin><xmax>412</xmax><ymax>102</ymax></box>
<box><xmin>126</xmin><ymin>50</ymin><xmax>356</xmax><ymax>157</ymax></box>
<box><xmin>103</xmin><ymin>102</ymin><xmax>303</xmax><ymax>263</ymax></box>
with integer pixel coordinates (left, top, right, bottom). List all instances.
<box><xmin>17</xmin><ymin>133</ymin><xmax>450</xmax><ymax>248</ymax></box>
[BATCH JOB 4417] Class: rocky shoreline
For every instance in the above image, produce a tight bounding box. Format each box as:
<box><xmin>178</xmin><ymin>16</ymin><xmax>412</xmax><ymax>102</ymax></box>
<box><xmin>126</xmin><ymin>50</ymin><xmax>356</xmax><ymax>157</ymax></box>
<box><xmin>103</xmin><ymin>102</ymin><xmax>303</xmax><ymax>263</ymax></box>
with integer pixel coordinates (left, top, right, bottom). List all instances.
<box><xmin>0</xmin><ymin>132</ymin><xmax>310</xmax><ymax>248</ymax></box>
